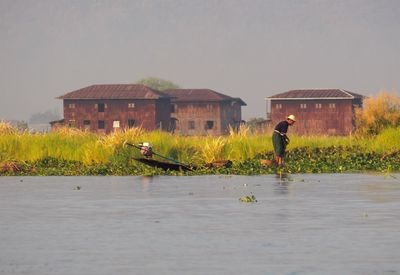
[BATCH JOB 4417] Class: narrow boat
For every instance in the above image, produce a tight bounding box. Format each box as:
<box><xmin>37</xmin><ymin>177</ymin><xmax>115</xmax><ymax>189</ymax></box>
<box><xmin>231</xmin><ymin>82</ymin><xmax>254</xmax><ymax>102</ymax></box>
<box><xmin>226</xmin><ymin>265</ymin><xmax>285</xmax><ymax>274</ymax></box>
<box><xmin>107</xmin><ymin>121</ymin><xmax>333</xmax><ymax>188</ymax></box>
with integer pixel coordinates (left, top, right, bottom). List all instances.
<box><xmin>132</xmin><ymin>158</ymin><xmax>195</xmax><ymax>171</ymax></box>
<box><xmin>127</xmin><ymin>142</ymin><xmax>231</xmax><ymax>172</ymax></box>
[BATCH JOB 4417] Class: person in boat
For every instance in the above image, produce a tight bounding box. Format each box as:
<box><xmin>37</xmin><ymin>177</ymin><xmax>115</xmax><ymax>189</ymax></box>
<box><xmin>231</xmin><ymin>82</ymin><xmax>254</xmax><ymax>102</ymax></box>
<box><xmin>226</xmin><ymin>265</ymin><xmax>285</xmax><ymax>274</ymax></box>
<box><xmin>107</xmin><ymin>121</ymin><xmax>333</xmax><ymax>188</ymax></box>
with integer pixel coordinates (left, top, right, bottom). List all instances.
<box><xmin>272</xmin><ymin>115</ymin><xmax>296</xmax><ymax>167</ymax></box>
<box><xmin>139</xmin><ymin>142</ymin><xmax>153</xmax><ymax>159</ymax></box>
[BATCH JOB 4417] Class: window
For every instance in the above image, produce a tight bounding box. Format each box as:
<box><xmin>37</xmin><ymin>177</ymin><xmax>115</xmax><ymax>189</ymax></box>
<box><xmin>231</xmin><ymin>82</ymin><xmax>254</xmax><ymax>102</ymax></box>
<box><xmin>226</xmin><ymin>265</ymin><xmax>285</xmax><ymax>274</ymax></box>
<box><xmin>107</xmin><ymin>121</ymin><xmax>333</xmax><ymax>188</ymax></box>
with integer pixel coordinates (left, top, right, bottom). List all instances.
<box><xmin>98</xmin><ymin>103</ymin><xmax>105</xmax><ymax>112</ymax></box>
<box><xmin>329</xmin><ymin>103</ymin><xmax>336</xmax><ymax>109</ymax></box>
<box><xmin>128</xmin><ymin>103</ymin><xmax>135</xmax><ymax>109</ymax></box>
<box><xmin>188</xmin><ymin>120</ymin><xmax>195</xmax><ymax>130</ymax></box>
<box><xmin>68</xmin><ymin>120</ymin><xmax>76</xmax><ymax>127</ymax></box>
<box><xmin>315</xmin><ymin>103</ymin><xmax>322</xmax><ymax>109</ymax></box>
<box><xmin>128</xmin><ymin>119</ymin><xmax>135</xmax><ymax>128</ymax></box>
<box><xmin>83</xmin><ymin>120</ymin><xmax>90</xmax><ymax>130</ymax></box>
<box><xmin>300</xmin><ymin>103</ymin><xmax>307</xmax><ymax>109</ymax></box>
<box><xmin>205</xmin><ymin>120</ymin><xmax>214</xmax><ymax>130</ymax></box>
<box><xmin>68</xmin><ymin>103</ymin><xmax>75</xmax><ymax>109</ymax></box>
<box><xmin>275</xmin><ymin>104</ymin><xmax>282</xmax><ymax>109</ymax></box>
<box><xmin>113</xmin><ymin>121</ymin><xmax>120</xmax><ymax>128</ymax></box>
<box><xmin>98</xmin><ymin>120</ymin><xmax>105</xmax><ymax>129</ymax></box>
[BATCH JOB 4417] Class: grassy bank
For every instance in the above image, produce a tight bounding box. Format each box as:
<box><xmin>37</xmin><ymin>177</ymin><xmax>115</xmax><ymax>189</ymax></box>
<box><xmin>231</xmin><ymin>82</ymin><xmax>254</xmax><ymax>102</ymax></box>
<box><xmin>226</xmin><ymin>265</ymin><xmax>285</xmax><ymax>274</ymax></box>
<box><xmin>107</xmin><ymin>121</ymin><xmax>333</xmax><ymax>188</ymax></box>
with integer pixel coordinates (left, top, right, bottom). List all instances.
<box><xmin>1</xmin><ymin>125</ymin><xmax>399</xmax><ymax>176</ymax></box>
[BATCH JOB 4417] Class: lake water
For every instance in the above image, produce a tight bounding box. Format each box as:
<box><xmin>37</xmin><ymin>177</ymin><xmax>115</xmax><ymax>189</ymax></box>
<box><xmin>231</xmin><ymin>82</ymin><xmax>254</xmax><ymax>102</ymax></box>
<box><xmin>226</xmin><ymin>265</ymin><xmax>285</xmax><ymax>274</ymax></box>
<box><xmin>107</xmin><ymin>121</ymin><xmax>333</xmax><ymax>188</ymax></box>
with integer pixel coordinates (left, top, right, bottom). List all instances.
<box><xmin>1</xmin><ymin>174</ymin><xmax>400</xmax><ymax>275</ymax></box>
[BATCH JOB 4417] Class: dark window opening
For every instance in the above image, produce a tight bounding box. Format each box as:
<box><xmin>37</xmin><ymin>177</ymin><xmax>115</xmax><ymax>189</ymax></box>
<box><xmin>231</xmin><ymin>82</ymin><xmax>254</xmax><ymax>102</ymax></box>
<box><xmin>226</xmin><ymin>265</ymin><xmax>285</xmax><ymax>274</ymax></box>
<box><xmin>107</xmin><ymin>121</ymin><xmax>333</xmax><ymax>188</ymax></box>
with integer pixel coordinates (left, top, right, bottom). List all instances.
<box><xmin>128</xmin><ymin>119</ymin><xmax>135</xmax><ymax>128</ymax></box>
<box><xmin>98</xmin><ymin>103</ymin><xmax>105</xmax><ymax>112</ymax></box>
<box><xmin>98</xmin><ymin>120</ymin><xmax>105</xmax><ymax>129</ymax></box>
<box><xmin>206</xmin><ymin>120</ymin><xmax>214</xmax><ymax>130</ymax></box>
<box><xmin>171</xmin><ymin>104</ymin><xmax>176</xmax><ymax>113</ymax></box>
<box><xmin>83</xmin><ymin>120</ymin><xmax>90</xmax><ymax>130</ymax></box>
<box><xmin>68</xmin><ymin>120</ymin><xmax>76</xmax><ymax>128</ymax></box>
<box><xmin>188</xmin><ymin>120</ymin><xmax>195</xmax><ymax>130</ymax></box>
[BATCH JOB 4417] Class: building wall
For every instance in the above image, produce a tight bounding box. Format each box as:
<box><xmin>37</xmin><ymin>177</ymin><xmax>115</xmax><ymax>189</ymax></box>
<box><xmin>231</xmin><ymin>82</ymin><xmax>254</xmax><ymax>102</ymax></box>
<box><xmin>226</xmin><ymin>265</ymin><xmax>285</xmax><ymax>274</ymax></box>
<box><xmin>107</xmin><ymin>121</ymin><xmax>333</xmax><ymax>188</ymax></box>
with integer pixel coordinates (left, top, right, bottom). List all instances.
<box><xmin>270</xmin><ymin>99</ymin><xmax>360</xmax><ymax>135</ymax></box>
<box><xmin>220</xmin><ymin>101</ymin><xmax>243</xmax><ymax>134</ymax></box>
<box><xmin>63</xmin><ymin>99</ymin><xmax>169</xmax><ymax>133</ymax></box>
<box><xmin>61</xmin><ymin>97</ymin><xmax>241</xmax><ymax>135</ymax></box>
<box><xmin>155</xmin><ymin>99</ymin><xmax>173</xmax><ymax>131</ymax></box>
<box><xmin>170</xmin><ymin>101</ymin><xmax>243</xmax><ymax>136</ymax></box>
<box><xmin>171</xmin><ymin>102</ymin><xmax>222</xmax><ymax>135</ymax></box>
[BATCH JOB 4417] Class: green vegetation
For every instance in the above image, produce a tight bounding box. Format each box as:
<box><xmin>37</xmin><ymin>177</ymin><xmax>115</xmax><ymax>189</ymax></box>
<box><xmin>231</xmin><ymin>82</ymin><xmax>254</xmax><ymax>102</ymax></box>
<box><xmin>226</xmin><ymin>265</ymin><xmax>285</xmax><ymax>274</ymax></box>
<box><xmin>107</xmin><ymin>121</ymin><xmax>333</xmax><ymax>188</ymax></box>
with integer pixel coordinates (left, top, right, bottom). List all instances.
<box><xmin>135</xmin><ymin>77</ymin><xmax>180</xmax><ymax>91</ymax></box>
<box><xmin>239</xmin><ymin>193</ymin><xmax>258</xmax><ymax>203</ymax></box>
<box><xmin>0</xmin><ymin>120</ymin><xmax>399</xmax><ymax>176</ymax></box>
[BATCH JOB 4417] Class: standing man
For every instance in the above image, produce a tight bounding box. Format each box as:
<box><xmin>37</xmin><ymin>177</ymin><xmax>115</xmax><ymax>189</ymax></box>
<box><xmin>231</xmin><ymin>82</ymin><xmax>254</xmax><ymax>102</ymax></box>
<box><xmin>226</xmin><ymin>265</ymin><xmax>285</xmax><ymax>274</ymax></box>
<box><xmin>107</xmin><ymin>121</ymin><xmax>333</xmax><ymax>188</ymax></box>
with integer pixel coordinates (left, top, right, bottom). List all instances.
<box><xmin>272</xmin><ymin>115</ymin><xmax>296</xmax><ymax>167</ymax></box>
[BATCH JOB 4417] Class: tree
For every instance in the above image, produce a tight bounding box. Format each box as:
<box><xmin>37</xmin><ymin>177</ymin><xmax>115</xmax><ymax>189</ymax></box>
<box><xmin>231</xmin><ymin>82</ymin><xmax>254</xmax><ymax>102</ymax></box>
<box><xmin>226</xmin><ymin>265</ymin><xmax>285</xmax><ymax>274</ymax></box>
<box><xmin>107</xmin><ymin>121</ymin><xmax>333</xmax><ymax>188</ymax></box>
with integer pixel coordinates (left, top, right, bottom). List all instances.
<box><xmin>245</xmin><ymin>117</ymin><xmax>268</xmax><ymax>133</ymax></box>
<box><xmin>355</xmin><ymin>91</ymin><xmax>400</xmax><ymax>135</ymax></box>
<box><xmin>15</xmin><ymin>121</ymin><xmax>28</xmax><ymax>131</ymax></box>
<box><xmin>29</xmin><ymin>109</ymin><xmax>61</xmax><ymax>124</ymax></box>
<box><xmin>135</xmin><ymin>77</ymin><xmax>180</xmax><ymax>91</ymax></box>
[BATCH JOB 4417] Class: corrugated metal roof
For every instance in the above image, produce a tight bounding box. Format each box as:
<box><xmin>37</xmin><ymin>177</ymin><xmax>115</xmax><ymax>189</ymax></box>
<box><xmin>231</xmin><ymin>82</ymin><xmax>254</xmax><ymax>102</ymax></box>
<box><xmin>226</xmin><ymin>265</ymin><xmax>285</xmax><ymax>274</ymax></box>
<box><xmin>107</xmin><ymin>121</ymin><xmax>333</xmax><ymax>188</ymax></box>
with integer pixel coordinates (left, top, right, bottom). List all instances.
<box><xmin>164</xmin><ymin>89</ymin><xmax>246</xmax><ymax>105</ymax></box>
<box><xmin>57</xmin><ymin>84</ymin><xmax>172</xmax><ymax>100</ymax></box>
<box><xmin>268</xmin><ymin>89</ymin><xmax>365</xmax><ymax>100</ymax></box>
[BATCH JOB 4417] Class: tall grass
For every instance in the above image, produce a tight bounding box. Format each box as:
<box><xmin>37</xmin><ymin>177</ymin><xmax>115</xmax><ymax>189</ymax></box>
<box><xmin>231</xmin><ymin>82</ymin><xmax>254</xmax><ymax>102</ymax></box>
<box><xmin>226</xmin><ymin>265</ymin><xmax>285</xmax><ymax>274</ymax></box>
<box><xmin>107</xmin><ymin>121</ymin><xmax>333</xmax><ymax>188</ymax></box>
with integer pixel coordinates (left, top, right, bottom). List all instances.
<box><xmin>290</xmin><ymin>134</ymin><xmax>357</xmax><ymax>149</ymax></box>
<box><xmin>0</xmin><ymin>121</ymin><xmax>17</xmax><ymax>135</ymax></box>
<box><xmin>1</xmin><ymin>122</ymin><xmax>399</xmax><ymax>165</ymax></box>
<box><xmin>369</xmin><ymin>127</ymin><xmax>400</xmax><ymax>153</ymax></box>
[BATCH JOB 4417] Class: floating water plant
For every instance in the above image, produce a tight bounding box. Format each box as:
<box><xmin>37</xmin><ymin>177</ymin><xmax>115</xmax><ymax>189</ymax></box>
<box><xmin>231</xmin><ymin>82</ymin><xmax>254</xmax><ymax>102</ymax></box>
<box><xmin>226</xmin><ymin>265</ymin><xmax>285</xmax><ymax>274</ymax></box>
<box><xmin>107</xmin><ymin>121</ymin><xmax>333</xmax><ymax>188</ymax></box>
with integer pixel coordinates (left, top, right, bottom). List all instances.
<box><xmin>239</xmin><ymin>193</ymin><xmax>257</xmax><ymax>203</ymax></box>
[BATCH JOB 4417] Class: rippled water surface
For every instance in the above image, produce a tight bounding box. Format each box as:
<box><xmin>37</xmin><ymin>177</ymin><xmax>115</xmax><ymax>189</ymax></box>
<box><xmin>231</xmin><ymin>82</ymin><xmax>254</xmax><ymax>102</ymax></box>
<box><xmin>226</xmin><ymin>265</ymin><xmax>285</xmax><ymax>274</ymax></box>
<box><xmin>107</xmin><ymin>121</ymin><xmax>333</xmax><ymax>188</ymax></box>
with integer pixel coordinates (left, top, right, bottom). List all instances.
<box><xmin>1</xmin><ymin>174</ymin><xmax>400</xmax><ymax>275</ymax></box>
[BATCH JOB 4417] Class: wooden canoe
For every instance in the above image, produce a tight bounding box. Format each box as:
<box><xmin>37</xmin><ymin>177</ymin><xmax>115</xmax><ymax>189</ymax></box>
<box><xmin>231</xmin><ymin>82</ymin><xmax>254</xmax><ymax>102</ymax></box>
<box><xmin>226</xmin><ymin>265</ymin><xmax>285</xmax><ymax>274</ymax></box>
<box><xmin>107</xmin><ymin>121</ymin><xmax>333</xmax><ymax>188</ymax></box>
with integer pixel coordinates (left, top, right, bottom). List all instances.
<box><xmin>133</xmin><ymin>158</ymin><xmax>195</xmax><ymax>171</ymax></box>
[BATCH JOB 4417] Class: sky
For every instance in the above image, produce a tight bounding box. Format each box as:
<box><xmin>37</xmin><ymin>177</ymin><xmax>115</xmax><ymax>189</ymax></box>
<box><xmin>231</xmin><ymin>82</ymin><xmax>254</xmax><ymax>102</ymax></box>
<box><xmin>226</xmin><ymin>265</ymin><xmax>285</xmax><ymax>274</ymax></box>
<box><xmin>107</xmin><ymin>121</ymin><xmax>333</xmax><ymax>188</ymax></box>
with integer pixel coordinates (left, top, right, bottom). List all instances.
<box><xmin>1</xmin><ymin>0</ymin><xmax>399</xmax><ymax>121</ymax></box>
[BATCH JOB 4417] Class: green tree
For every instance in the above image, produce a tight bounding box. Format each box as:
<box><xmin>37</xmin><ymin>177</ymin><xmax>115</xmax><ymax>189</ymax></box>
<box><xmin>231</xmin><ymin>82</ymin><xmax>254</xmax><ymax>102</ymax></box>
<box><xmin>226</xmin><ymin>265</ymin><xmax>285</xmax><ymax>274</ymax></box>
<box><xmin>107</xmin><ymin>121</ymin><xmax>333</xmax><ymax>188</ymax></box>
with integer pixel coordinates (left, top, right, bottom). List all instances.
<box><xmin>135</xmin><ymin>77</ymin><xmax>180</xmax><ymax>91</ymax></box>
<box><xmin>15</xmin><ymin>121</ymin><xmax>28</xmax><ymax>131</ymax></box>
<box><xmin>246</xmin><ymin>117</ymin><xmax>268</xmax><ymax>133</ymax></box>
<box><xmin>29</xmin><ymin>109</ymin><xmax>61</xmax><ymax>124</ymax></box>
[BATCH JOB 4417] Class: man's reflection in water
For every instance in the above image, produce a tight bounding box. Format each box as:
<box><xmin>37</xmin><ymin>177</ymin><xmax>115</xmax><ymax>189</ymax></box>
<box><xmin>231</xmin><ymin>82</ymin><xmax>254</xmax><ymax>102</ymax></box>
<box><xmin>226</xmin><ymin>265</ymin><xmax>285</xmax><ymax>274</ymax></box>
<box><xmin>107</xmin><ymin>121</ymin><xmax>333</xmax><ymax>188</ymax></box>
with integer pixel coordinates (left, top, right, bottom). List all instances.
<box><xmin>138</xmin><ymin>176</ymin><xmax>153</xmax><ymax>192</ymax></box>
<box><xmin>273</xmin><ymin>172</ymin><xmax>292</xmax><ymax>195</ymax></box>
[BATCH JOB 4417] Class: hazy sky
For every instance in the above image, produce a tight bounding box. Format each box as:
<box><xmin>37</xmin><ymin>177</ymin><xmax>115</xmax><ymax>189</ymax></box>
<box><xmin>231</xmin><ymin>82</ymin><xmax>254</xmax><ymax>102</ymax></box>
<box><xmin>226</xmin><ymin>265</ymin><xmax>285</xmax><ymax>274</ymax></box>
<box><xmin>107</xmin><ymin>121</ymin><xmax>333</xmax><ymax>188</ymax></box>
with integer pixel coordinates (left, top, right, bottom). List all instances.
<box><xmin>1</xmin><ymin>0</ymin><xmax>399</xmax><ymax>121</ymax></box>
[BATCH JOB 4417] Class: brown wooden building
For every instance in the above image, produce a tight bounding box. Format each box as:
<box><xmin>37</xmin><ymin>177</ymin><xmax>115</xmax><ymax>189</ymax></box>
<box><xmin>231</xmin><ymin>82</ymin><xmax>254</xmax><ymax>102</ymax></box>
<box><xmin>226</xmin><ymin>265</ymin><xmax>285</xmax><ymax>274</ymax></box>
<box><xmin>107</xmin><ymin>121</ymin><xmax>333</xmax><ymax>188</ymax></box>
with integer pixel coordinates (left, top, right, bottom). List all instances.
<box><xmin>57</xmin><ymin>84</ymin><xmax>172</xmax><ymax>134</ymax></box>
<box><xmin>163</xmin><ymin>89</ymin><xmax>246</xmax><ymax>135</ymax></box>
<box><xmin>267</xmin><ymin>89</ymin><xmax>364</xmax><ymax>135</ymax></box>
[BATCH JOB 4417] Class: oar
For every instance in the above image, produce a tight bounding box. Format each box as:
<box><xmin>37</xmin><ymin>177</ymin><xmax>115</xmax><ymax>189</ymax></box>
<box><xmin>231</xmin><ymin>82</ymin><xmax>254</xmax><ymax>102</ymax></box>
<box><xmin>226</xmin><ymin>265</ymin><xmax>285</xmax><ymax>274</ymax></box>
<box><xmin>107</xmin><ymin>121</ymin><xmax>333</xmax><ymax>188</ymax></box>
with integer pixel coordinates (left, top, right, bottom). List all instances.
<box><xmin>124</xmin><ymin>142</ymin><xmax>194</xmax><ymax>171</ymax></box>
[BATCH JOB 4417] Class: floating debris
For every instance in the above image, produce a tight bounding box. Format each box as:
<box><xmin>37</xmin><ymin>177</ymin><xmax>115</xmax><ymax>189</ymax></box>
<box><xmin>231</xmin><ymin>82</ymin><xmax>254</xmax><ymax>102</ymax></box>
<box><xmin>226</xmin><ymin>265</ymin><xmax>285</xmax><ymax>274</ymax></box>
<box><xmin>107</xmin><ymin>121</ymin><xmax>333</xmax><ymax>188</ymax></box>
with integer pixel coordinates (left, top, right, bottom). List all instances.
<box><xmin>74</xmin><ymin>186</ymin><xmax>81</xmax><ymax>190</ymax></box>
<box><xmin>239</xmin><ymin>193</ymin><xmax>257</xmax><ymax>203</ymax></box>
